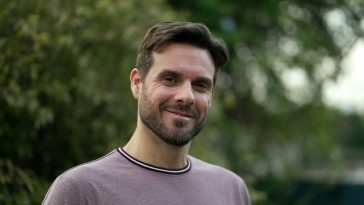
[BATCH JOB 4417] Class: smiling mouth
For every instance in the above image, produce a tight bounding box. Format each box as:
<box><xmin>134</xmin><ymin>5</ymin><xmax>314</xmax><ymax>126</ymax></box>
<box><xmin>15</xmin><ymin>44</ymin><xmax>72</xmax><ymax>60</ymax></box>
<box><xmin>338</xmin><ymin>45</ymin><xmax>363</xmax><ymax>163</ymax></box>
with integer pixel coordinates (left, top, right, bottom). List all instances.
<box><xmin>165</xmin><ymin>109</ymin><xmax>194</xmax><ymax>118</ymax></box>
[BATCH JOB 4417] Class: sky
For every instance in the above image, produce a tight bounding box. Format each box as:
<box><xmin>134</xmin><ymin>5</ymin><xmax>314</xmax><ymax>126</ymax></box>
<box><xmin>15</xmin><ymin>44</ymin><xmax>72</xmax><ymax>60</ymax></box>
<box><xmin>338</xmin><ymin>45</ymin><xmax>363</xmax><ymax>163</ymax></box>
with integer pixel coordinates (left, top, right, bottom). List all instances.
<box><xmin>281</xmin><ymin>8</ymin><xmax>364</xmax><ymax>115</ymax></box>
<box><xmin>321</xmin><ymin>8</ymin><xmax>364</xmax><ymax>114</ymax></box>
<box><xmin>323</xmin><ymin>40</ymin><xmax>364</xmax><ymax>114</ymax></box>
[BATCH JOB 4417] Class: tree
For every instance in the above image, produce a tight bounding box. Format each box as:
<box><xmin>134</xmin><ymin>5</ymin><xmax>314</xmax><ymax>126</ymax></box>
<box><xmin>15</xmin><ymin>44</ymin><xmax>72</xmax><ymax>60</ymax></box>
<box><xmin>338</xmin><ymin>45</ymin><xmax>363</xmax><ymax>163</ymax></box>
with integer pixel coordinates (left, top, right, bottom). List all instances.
<box><xmin>0</xmin><ymin>0</ymin><xmax>181</xmax><ymax>203</ymax></box>
<box><xmin>168</xmin><ymin>0</ymin><xmax>363</xmax><ymax>204</ymax></box>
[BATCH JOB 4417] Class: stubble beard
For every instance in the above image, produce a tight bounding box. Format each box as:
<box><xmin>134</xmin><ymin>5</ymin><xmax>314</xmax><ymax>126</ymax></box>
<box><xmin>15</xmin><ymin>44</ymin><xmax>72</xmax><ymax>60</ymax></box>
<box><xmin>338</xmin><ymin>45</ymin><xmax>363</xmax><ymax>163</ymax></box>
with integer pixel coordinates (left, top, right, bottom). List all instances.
<box><xmin>139</xmin><ymin>91</ymin><xmax>207</xmax><ymax>147</ymax></box>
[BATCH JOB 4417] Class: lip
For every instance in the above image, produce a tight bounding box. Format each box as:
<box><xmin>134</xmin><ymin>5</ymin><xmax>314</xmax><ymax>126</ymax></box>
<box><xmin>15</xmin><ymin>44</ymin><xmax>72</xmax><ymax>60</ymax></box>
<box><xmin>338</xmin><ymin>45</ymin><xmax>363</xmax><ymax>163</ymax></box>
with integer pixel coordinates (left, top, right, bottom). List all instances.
<box><xmin>165</xmin><ymin>109</ymin><xmax>194</xmax><ymax>118</ymax></box>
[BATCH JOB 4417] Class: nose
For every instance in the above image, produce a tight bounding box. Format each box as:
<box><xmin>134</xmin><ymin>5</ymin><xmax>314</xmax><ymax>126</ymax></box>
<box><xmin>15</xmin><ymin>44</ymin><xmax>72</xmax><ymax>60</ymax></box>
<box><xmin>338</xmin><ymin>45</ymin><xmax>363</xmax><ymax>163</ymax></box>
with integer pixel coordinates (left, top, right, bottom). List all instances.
<box><xmin>174</xmin><ymin>82</ymin><xmax>195</xmax><ymax>105</ymax></box>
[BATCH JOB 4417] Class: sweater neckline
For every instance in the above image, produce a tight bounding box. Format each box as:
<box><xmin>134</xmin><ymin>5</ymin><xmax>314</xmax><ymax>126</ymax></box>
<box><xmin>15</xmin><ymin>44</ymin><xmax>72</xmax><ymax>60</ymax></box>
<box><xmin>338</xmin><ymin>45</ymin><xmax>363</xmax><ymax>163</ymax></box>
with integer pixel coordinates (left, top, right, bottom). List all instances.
<box><xmin>117</xmin><ymin>148</ymin><xmax>191</xmax><ymax>175</ymax></box>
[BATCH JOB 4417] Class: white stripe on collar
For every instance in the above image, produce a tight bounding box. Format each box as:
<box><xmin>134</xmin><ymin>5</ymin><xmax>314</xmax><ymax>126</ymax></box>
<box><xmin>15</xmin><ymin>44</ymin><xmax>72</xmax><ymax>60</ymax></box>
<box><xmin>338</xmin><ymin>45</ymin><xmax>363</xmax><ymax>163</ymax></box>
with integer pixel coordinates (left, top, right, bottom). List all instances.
<box><xmin>117</xmin><ymin>148</ymin><xmax>191</xmax><ymax>175</ymax></box>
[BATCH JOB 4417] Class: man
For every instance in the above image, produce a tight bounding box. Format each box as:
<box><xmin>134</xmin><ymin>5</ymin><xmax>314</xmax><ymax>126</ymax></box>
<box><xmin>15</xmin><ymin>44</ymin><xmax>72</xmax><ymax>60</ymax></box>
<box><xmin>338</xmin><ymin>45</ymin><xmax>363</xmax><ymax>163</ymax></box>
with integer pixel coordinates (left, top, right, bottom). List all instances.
<box><xmin>43</xmin><ymin>22</ymin><xmax>251</xmax><ymax>205</ymax></box>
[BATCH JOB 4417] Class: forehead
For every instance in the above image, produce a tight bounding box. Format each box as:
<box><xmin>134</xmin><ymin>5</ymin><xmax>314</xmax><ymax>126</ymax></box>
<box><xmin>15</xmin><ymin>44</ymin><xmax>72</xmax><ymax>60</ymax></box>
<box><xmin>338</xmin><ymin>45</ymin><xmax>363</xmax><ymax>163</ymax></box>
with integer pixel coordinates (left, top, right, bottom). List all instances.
<box><xmin>149</xmin><ymin>43</ymin><xmax>215</xmax><ymax>79</ymax></box>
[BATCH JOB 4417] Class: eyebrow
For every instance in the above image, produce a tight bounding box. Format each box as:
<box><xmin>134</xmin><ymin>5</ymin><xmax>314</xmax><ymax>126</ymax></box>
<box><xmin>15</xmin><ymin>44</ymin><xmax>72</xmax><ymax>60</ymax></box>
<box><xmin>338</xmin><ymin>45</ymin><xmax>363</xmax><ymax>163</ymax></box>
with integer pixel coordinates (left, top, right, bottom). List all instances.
<box><xmin>157</xmin><ymin>70</ymin><xmax>180</xmax><ymax>78</ymax></box>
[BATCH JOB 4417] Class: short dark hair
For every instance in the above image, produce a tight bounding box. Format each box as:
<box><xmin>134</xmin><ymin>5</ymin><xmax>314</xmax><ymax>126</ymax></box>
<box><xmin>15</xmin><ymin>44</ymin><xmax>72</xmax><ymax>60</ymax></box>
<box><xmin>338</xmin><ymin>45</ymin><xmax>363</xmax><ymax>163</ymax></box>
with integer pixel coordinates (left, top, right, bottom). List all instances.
<box><xmin>135</xmin><ymin>22</ymin><xmax>229</xmax><ymax>83</ymax></box>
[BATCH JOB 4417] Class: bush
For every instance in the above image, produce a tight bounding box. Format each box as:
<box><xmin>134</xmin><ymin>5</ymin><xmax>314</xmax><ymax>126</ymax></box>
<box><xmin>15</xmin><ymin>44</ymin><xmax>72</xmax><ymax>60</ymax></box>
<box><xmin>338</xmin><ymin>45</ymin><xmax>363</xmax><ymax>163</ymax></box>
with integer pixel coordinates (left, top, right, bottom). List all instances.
<box><xmin>0</xmin><ymin>0</ymin><xmax>180</xmax><ymax>203</ymax></box>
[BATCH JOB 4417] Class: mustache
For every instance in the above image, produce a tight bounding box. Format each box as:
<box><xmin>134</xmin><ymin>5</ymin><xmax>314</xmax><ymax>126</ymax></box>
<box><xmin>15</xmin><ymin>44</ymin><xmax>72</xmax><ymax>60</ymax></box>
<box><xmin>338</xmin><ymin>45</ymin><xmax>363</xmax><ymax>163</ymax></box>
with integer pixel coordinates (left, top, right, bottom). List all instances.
<box><xmin>160</xmin><ymin>103</ymin><xmax>198</xmax><ymax>118</ymax></box>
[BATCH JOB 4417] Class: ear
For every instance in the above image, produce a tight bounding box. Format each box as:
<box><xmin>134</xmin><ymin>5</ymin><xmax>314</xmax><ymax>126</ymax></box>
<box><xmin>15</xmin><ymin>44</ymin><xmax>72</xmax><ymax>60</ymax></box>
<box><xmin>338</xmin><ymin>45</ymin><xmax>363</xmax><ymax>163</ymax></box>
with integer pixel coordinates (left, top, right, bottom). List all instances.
<box><xmin>130</xmin><ymin>68</ymin><xmax>142</xmax><ymax>99</ymax></box>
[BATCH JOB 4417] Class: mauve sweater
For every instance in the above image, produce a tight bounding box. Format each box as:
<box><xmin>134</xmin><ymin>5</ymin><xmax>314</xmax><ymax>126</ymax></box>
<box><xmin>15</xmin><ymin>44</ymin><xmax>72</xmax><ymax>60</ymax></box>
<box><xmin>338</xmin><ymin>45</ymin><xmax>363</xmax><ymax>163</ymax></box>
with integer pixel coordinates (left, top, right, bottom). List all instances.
<box><xmin>43</xmin><ymin>148</ymin><xmax>251</xmax><ymax>205</ymax></box>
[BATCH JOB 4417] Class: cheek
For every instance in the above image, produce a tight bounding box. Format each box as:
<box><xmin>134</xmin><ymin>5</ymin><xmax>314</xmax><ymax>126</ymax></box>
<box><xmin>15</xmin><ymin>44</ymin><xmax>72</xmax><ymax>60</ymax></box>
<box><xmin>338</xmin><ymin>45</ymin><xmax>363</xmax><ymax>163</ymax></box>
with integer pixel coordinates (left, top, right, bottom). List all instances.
<box><xmin>146</xmin><ymin>89</ymin><xmax>173</xmax><ymax>107</ymax></box>
<box><xmin>196</xmin><ymin>95</ymin><xmax>212</xmax><ymax>112</ymax></box>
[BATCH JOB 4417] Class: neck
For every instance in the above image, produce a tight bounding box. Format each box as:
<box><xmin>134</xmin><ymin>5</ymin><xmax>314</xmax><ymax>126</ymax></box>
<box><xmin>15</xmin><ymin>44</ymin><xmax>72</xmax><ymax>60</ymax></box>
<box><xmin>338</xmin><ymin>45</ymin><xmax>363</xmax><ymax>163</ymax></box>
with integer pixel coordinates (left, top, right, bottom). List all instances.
<box><xmin>123</xmin><ymin>123</ymin><xmax>191</xmax><ymax>169</ymax></box>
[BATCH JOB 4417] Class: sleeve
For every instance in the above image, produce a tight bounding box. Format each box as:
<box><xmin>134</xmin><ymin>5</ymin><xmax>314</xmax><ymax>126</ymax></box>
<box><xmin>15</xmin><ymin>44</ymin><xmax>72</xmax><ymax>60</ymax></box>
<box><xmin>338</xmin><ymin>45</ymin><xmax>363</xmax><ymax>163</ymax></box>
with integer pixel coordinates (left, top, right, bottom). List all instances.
<box><xmin>42</xmin><ymin>175</ymin><xmax>84</xmax><ymax>205</ymax></box>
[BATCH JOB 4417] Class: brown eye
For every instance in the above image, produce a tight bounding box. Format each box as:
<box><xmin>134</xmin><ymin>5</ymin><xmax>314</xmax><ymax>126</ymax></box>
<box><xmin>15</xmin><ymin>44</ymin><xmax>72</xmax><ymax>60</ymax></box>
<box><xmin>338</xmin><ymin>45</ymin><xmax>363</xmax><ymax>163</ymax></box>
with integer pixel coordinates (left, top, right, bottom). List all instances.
<box><xmin>194</xmin><ymin>81</ymin><xmax>211</xmax><ymax>92</ymax></box>
<box><xmin>162</xmin><ymin>75</ymin><xmax>178</xmax><ymax>85</ymax></box>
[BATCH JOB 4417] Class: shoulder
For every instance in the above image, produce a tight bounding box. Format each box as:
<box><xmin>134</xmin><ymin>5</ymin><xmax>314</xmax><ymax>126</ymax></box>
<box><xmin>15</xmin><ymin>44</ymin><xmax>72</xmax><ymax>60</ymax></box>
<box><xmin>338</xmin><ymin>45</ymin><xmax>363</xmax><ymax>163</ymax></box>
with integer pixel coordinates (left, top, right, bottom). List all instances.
<box><xmin>59</xmin><ymin>149</ymin><xmax>118</xmax><ymax>181</ymax></box>
<box><xmin>189</xmin><ymin>156</ymin><xmax>251</xmax><ymax>205</ymax></box>
<box><xmin>189</xmin><ymin>156</ymin><xmax>247</xmax><ymax>185</ymax></box>
<box><xmin>190</xmin><ymin>156</ymin><xmax>239</xmax><ymax>178</ymax></box>
<box><xmin>42</xmin><ymin>150</ymin><xmax>119</xmax><ymax>204</ymax></box>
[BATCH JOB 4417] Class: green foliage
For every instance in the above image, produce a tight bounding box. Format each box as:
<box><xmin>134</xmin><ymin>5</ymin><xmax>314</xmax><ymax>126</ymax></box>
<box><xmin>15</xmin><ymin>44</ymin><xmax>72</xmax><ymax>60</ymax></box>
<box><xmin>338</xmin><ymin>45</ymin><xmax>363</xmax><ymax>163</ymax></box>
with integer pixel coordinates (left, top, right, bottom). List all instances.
<box><xmin>0</xmin><ymin>0</ymin><xmax>181</xmax><ymax>203</ymax></box>
<box><xmin>0</xmin><ymin>159</ymin><xmax>48</xmax><ymax>205</ymax></box>
<box><xmin>170</xmin><ymin>0</ymin><xmax>363</xmax><ymax>204</ymax></box>
<box><xmin>1</xmin><ymin>0</ymin><xmax>363</xmax><ymax>204</ymax></box>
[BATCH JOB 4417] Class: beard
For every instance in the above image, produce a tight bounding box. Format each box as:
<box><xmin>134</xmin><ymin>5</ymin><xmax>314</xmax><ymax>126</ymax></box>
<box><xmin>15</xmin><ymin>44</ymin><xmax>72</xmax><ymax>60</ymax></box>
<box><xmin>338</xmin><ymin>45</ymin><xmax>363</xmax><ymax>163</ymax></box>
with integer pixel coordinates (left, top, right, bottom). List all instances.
<box><xmin>139</xmin><ymin>90</ymin><xmax>207</xmax><ymax>147</ymax></box>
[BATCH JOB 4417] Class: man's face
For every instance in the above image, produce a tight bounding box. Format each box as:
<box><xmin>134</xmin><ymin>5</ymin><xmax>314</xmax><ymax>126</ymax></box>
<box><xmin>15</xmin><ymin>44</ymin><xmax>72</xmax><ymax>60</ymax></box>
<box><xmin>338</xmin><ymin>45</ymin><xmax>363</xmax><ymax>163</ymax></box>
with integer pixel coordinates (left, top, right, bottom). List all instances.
<box><xmin>136</xmin><ymin>43</ymin><xmax>215</xmax><ymax>146</ymax></box>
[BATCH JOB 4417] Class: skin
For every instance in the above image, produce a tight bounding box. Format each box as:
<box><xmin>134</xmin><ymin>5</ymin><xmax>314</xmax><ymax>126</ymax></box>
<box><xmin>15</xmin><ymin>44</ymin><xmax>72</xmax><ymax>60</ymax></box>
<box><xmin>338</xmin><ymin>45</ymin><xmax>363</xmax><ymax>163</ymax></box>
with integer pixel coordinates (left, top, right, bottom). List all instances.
<box><xmin>124</xmin><ymin>43</ymin><xmax>215</xmax><ymax>169</ymax></box>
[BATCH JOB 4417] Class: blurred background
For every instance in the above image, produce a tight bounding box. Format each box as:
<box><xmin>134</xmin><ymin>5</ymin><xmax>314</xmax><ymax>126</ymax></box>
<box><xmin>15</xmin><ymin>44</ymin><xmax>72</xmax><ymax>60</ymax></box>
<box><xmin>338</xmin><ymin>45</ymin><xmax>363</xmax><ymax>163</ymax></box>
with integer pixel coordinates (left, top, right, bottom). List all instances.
<box><xmin>1</xmin><ymin>0</ymin><xmax>363</xmax><ymax>204</ymax></box>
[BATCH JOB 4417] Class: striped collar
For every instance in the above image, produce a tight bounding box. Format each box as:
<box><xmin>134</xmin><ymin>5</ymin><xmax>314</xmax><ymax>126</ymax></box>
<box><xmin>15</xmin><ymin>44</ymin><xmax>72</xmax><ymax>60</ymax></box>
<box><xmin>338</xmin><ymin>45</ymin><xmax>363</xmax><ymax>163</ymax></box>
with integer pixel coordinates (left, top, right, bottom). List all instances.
<box><xmin>117</xmin><ymin>148</ymin><xmax>191</xmax><ymax>175</ymax></box>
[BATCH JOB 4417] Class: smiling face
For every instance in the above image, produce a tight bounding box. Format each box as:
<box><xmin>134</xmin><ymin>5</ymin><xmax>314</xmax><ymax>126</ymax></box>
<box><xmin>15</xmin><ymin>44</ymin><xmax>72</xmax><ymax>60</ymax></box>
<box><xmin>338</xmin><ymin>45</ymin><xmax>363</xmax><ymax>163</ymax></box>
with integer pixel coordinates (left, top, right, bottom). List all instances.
<box><xmin>131</xmin><ymin>43</ymin><xmax>215</xmax><ymax>146</ymax></box>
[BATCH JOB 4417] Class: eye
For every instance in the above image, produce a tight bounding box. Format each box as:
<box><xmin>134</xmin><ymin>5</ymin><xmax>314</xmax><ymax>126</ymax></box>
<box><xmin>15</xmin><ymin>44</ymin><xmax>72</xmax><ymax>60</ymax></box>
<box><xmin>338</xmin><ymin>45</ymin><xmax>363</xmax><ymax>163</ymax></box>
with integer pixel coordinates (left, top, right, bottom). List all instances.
<box><xmin>194</xmin><ymin>81</ymin><xmax>212</xmax><ymax>92</ymax></box>
<box><xmin>162</xmin><ymin>75</ymin><xmax>178</xmax><ymax>85</ymax></box>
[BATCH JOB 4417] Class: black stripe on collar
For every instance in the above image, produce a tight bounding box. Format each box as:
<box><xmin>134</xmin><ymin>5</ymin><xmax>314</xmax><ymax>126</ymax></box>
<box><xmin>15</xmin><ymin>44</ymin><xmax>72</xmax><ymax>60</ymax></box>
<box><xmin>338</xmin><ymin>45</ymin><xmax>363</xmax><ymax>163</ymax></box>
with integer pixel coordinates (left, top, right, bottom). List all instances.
<box><xmin>117</xmin><ymin>148</ymin><xmax>191</xmax><ymax>175</ymax></box>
